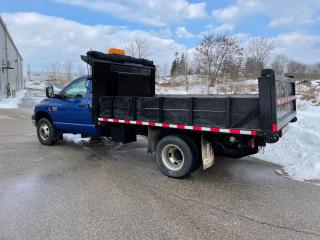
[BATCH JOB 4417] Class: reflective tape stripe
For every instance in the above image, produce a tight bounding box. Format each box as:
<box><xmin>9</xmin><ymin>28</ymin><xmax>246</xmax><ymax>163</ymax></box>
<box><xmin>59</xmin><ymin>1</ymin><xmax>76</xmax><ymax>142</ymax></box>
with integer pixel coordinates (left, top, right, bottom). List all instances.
<box><xmin>276</xmin><ymin>95</ymin><xmax>296</xmax><ymax>106</ymax></box>
<box><xmin>97</xmin><ymin>118</ymin><xmax>258</xmax><ymax>136</ymax></box>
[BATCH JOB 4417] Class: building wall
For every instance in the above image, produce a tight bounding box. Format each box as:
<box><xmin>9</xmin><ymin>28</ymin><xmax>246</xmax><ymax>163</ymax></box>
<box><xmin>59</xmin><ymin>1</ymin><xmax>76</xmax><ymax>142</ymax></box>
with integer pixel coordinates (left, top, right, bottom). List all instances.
<box><xmin>0</xmin><ymin>15</ymin><xmax>23</xmax><ymax>98</ymax></box>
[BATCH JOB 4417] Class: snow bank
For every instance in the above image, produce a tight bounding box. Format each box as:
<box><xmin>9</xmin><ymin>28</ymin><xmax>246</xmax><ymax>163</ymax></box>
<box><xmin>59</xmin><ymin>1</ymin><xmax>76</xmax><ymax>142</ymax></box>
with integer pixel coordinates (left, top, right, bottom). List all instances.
<box><xmin>156</xmin><ymin>75</ymin><xmax>259</xmax><ymax>95</ymax></box>
<box><xmin>255</xmin><ymin>101</ymin><xmax>320</xmax><ymax>182</ymax></box>
<box><xmin>26</xmin><ymin>81</ymin><xmax>46</xmax><ymax>90</ymax></box>
<box><xmin>0</xmin><ymin>90</ymin><xmax>27</xmax><ymax>109</ymax></box>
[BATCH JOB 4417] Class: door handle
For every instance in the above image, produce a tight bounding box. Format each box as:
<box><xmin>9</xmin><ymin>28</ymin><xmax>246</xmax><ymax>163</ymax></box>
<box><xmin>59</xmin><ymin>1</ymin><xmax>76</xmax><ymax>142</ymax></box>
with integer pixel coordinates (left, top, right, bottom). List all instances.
<box><xmin>79</xmin><ymin>103</ymin><xmax>88</xmax><ymax>108</ymax></box>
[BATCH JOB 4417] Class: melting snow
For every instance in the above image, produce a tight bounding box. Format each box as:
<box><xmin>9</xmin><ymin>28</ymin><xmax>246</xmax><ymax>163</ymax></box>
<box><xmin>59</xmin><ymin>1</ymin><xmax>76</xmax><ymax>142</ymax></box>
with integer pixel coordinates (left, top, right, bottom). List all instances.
<box><xmin>0</xmin><ymin>90</ymin><xmax>27</xmax><ymax>109</ymax></box>
<box><xmin>255</xmin><ymin>101</ymin><xmax>320</xmax><ymax>182</ymax></box>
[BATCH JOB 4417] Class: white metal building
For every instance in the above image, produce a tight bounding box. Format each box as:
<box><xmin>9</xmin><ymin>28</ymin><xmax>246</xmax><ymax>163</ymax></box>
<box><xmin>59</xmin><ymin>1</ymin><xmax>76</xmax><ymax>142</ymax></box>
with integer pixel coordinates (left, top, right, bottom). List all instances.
<box><xmin>0</xmin><ymin>15</ymin><xmax>23</xmax><ymax>98</ymax></box>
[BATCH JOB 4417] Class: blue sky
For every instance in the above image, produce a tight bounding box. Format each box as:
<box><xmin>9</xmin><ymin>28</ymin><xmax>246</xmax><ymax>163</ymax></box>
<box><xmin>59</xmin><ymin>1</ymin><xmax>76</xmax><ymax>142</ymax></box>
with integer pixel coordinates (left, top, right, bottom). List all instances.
<box><xmin>1</xmin><ymin>0</ymin><xmax>320</xmax><ymax>71</ymax></box>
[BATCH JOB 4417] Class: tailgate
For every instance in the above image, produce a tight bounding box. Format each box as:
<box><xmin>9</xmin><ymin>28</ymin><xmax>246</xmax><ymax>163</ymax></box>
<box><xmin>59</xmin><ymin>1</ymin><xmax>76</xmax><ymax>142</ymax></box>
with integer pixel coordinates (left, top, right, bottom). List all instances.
<box><xmin>274</xmin><ymin>74</ymin><xmax>297</xmax><ymax>133</ymax></box>
<box><xmin>258</xmin><ymin>69</ymin><xmax>297</xmax><ymax>135</ymax></box>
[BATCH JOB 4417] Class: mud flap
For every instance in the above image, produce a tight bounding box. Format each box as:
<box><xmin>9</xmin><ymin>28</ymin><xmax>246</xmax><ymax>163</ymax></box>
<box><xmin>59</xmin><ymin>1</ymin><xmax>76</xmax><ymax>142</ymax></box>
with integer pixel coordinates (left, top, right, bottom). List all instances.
<box><xmin>201</xmin><ymin>135</ymin><xmax>214</xmax><ymax>170</ymax></box>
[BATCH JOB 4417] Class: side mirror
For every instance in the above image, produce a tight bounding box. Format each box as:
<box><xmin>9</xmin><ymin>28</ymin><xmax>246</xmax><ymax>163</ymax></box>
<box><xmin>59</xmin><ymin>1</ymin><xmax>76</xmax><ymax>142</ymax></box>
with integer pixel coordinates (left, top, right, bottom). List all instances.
<box><xmin>46</xmin><ymin>85</ymin><xmax>54</xmax><ymax>98</ymax></box>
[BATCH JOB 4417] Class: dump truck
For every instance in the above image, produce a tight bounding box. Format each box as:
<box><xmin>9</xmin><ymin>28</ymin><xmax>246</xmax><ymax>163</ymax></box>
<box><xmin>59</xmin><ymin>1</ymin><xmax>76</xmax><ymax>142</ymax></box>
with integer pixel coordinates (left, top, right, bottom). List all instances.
<box><xmin>32</xmin><ymin>49</ymin><xmax>297</xmax><ymax>178</ymax></box>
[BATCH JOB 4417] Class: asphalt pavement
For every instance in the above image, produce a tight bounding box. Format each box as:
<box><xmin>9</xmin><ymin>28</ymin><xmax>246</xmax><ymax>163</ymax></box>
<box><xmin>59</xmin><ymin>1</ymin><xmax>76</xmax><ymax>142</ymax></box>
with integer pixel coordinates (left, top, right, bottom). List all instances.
<box><xmin>0</xmin><ymin>90</ymin><xmax>319</xmax><ymax>240</ymax></box>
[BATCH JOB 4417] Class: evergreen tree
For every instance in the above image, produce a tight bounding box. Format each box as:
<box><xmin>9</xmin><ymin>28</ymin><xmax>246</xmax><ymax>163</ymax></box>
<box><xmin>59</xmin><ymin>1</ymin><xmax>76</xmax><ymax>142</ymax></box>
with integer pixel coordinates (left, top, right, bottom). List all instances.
<box><xmin>170</xmin><ymin>52</ymin><xmax>179</xmax><ymax>76</ymax></box>
<box><xmin>170</xmin><ymin>59</ymin><xmax>177</xmax><ymax>76</ymax></box>
<box><xmin>178</xmin><ymin>53</ymin><xmax>186</xmax><ymax>75</ymax></box>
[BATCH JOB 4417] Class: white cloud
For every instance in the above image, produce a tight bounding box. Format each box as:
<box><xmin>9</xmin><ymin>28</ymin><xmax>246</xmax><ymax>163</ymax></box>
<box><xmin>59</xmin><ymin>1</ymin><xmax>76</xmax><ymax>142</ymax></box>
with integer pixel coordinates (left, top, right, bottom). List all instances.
<box><xmin>213</xmin><ymin>23</ymin><xmax>234</xmax><ymax>33</ymax></box>
<box><xmin>269</xmin><ymin>16</ymin><xmax>315</xmax><ymax>28</ymax></box>
<box><xmin>273</xmin><ymin>32</ymin><xmax>320</xmax><ymax>63</ymax></box>
<box><xmin>198</xmin><ymin>23</ymin><xmax>235</xmax><ymax>36</ymax></box>
<box><xmin>152</xmin><ymin>28</ymin><xmax>173</xmax><ymax>38</ymax></box>
<box><xmin>213</xmin><ymin>0</ymin><xmax>262</xmax><ymax>21</ymax></box>
<box><xmin>1</xmin><ymin>12</ymin><xmax>186</xmax><ymax>70</ymax></box>
<box><xmin>175</xmin><ymin>27</ymin><xmax>194</xmax><ymax>38</ymax></box>
<box><xmin>240</xmin><ymin>32</ymin><xmax>320</xmax><ymax>64</ymax></box>
<box><xmin>2</xmin><ymin>10</ymin><xmax>320</xmax><ymax>77</ymax></box>
<box><xmin>212</xmin><ymin>0</ymin><xmax>320</xmax><ymax>30</ymax></box>
<box><xmin>55</xmin><ymin>0</ymin><xmax>207</xmax><ymax>27</ymax></box>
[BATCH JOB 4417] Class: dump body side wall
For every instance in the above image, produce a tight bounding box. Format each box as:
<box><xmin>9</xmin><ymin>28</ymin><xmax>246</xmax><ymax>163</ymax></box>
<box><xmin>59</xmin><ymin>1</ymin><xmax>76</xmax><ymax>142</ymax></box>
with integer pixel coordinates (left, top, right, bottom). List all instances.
<box><xmin>98</xmin><ymin>95</ymin><xmax>260</xmax><ymax>130</ymax></box>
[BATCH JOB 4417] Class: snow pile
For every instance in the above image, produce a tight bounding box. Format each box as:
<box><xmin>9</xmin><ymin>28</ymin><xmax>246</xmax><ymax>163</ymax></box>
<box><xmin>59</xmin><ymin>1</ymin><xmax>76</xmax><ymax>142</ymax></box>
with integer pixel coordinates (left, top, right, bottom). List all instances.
<box><xmin>255</xmin><ymin>101</ymin><xmax>320</xmax><ymax>182</ymax></box>
<box><xmin>0</xmin><ymin>90</ymin><xmax>27</xmax><ymax>109</ymax></box>
<box><xmin>156</xmin><ymin>75</ymin><xmax>209</xmax><ymax>95</ymax></box>
<box><xmin>156</xmin><ymin>75</ymin><xmax>258</xmax><ymax>95</ymax></box>
<box><xmin>26</xmin><ymin>81</ymin><xmax>47</xmax><ymax>90</ymax></box>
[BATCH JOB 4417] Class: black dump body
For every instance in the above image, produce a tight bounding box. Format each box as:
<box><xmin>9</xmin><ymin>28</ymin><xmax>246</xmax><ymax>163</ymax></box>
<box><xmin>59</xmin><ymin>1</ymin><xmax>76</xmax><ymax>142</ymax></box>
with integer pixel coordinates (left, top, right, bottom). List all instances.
<box><xmin>82</xmin><ymin>51</ymin><xmax>297</xmax><ymax>139</ymax></box>
<box><xmin>98</xmin><ymin>95</ymin><xmax>260</xmax><ymax>130</ymax></box>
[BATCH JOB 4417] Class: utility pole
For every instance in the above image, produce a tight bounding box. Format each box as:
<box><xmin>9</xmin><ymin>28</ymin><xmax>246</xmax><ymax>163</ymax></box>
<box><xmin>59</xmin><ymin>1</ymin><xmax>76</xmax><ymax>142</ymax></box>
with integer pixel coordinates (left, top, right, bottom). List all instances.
<box><xmin>27</xmin><ymin>65</ymin><xmax>31</xmax><ymax>83</ymax></box>
<box><xmin>4</xmin><ymin>19</ymin><xmax>9</xmax><ymax>86</ymax></box>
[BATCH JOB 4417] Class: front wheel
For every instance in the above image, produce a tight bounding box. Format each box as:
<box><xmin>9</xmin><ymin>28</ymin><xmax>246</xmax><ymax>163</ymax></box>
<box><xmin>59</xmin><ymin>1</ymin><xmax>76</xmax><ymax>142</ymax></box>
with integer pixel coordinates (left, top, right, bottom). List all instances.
<box><xmin>37</xmin><ymin>118</ymin><xmax>58</xmax><ymax>146</ymax></box>
<box><xmin>156</xmin><ymin>135</ymin><xmax>199</xmax><ymax>178</ymax></box>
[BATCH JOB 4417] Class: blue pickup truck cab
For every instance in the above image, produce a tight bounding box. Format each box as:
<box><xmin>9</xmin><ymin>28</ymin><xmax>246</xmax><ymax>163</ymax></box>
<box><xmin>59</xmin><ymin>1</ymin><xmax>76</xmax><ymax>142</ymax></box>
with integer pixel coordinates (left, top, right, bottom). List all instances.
<box><xmin>32</xmin><ymin>76</ymin><xmax>101</xmax><ymax>145</ymax></box>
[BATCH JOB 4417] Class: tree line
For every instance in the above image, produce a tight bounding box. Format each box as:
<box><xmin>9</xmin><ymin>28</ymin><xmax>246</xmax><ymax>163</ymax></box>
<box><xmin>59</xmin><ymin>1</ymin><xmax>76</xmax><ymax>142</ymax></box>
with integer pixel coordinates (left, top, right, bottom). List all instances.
<box><xmin>169</xmin><ymin>34</ymin><xmax>320</xmax><ymax>86</ymax></box>
<box><xmin>36</xmin><ymin>35</ymin><xmax>320</xmax><ymax>89</ymax></box>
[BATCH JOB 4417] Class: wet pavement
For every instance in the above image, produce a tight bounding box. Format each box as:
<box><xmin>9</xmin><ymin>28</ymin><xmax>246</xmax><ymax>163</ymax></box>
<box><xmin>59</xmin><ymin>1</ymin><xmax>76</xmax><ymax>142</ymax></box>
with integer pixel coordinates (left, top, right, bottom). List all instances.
<box><xmin>0</xmin><ymin>90</ymin><xmax>320</xmax><ymax>240</ymax></box>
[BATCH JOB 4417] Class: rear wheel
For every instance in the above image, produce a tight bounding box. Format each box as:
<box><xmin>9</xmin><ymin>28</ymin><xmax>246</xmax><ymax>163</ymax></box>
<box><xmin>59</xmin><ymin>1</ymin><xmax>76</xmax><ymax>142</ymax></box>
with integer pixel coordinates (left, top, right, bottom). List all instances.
<box><xmin>182</xmin><ymin>135</ymin><xmax>201</xmax><ymax>172</ymax></box>
<box><xmin>37</xmin><ymin>118</ymin><xmax>58</xmax><ymax>146</ymax></box>
<box><xmin>156</xmin><ymin>135</ymin><xmax>199</xmax><ymax>178</ymax></box>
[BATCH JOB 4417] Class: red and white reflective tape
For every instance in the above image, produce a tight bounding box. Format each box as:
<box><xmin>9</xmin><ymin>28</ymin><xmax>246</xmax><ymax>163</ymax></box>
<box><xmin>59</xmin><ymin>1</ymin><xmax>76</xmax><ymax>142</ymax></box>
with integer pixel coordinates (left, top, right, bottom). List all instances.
<box><xmin>97</xmin><ymin>118</ymin><xmax>257</xmax><ymax>136</ymax></box>
<box><xmin>276</xmin><ymin>95</ymin><xmax>296</xmax><ymax>106</ymax></box>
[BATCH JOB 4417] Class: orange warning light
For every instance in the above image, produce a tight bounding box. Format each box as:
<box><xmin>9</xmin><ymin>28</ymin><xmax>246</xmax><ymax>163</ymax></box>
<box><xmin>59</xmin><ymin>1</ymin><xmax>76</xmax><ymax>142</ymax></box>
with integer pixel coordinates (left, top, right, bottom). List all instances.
<box><xmin>108</xmin><ymin>48</ymin><xmax>125</xmax><ymax>55</ymax></box>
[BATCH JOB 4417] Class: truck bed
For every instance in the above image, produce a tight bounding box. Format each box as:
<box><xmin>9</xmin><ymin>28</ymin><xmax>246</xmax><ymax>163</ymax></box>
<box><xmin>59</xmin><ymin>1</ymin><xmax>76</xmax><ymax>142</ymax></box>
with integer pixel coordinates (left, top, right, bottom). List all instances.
<box><xmin>83</xmin><ymin>51</ymin><xmax>297</xmax><ymax>138</ymax></box>
<box><xmin>98</xmin><ymin>94</ymin><xmax>260</xmax><ymax>133</ymax></box>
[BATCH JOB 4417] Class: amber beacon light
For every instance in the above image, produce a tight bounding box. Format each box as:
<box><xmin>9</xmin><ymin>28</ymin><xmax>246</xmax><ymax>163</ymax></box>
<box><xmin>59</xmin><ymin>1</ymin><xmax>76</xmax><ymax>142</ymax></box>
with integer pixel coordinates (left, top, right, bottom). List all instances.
<box><xmin>108</xmin><ymin>48</ymin><xmax>125</xmax><ymax>55</ymax></box>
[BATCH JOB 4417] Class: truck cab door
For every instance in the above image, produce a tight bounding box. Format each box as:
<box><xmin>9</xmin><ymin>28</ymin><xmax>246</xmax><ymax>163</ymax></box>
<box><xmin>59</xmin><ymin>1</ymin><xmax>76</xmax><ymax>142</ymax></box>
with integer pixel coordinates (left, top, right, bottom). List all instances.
<box><xmin>52</xmin><ymin>78</ymin><xmax>99</xmax><ymax>136</ymax></box>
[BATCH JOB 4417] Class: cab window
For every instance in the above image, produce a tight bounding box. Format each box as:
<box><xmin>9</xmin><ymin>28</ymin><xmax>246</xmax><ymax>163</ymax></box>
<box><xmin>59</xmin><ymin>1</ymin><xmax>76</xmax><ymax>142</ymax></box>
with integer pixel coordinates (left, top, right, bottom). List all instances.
<box><xmin>63</xmin><ymin>79</ymin><xmax>88</xmax><ymax>99</ymax></box>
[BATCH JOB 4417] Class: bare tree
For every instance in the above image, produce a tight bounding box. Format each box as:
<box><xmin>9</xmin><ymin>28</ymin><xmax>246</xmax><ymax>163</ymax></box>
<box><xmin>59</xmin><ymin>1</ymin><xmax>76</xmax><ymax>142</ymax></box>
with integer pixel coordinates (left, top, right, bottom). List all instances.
<box><xmin>44</xmin><ymin>62</ymin><xmax>63</xmax><ymax>87</ymax></box>
<box><xmin>48</xmin><ymin>61</ymin><xmax>62</xmax><ymax>83</ymax></box>
<box><xmin>126</xmin><ymin>36</ymin><xmax>152</xmax><ymax>58</ymax></box>
<box><xmin>78</xmin><ymin>63</ymin><xmax>86</xmax><ymax>77</ymax></box>
<box><xmin>287</xmin><ymin>60</ymin><xmax>307</xmax><ymax>81</ymax></box>
<box><xmin>229</xmin><ymin>57</ymin><xmax>243</xmax><ymax>81</ymax></box>
<box><xmin>271</xmin><ymin>54</ymin><xmax>289</xmax><ymax>75</ymax></box>
<box><xmin>162</xmin><ymin>64</ymin><xmax>168</xmax><ymax>78</ymax></box>
<box><xmin>64</xmin><ymin>60</ymin><xmax>73</xmax><ymax>84</ymax></box>
<box><xmin>194</xmin><ymin>34</ymin><xmax>243</xmax><ymax>92</ymax></box>
<box><xmin>309</xmin><ymin>63</ymin><xmax>320</xmax><ymax>79</ymax></box>
<box><xmin>181</xmin><ymin>52</ymin><xmax>190</xmax><ymax>92</ymax></box>
<box><xmin>246</xmin><ymin>37</ymin><xmax>275</xmax><ymax>77</ymax></box>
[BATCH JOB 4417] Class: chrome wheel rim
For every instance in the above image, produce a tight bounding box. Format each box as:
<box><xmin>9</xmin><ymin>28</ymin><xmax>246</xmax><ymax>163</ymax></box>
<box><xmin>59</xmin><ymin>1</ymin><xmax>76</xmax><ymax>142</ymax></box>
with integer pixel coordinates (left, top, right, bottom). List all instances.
<box><xmin>39</xmin><ymin>123</ymin><xmax>50</xmax><ymax>141</ymax></box>
<box><xmin>161</xmin><ymin>144</ymin><xmax>184</xmax><ymax>171</ymax></box>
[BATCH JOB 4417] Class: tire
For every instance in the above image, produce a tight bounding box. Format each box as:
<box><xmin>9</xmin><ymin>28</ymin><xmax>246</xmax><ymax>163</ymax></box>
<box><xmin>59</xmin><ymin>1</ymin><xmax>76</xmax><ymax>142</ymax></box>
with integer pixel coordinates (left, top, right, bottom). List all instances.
<box><xmin>36</xmin><ymin>118</ymin><xmax>58</xmax><ymax>146</ymax></box>
<box><xmin>155</xmin><ymin>135</ymin><xmax>199</xmax><ymax>178</ymax></box>
<box><xmin>181</xmin><ymin>135</ymin><xmax>201</xmax><ymax>173</ymax></box>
